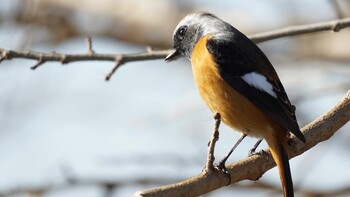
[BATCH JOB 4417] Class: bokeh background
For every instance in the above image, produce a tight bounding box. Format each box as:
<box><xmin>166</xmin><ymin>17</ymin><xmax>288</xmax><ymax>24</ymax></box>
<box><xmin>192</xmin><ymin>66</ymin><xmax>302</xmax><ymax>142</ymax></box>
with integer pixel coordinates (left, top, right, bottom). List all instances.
<box><xmin>0</xmin><ymin>0</ymin><xmax>349</xmax><ymax>196</ymax></box>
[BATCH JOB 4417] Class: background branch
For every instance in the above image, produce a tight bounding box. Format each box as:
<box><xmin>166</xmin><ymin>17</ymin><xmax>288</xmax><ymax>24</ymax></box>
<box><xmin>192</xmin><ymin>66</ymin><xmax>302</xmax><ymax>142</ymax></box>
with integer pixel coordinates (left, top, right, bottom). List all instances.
<box><xmin>3</xmin><ymin>176</ymin><xmax>350</xmax><ymax>197</ymax></box>
<box><xmin>135</xmin><ymin>91</ymin><xmax>350</xmax><ymax>197</ymax></box>
<box><xmin>0</xmin><ymin>177</ymin><xmax>182</xmax><ymax>197</ymax></box>
<box><xmin>250</xmin><ymin>17</ymin><xmax>350</xmax><ymax>43</ymax></box>
<box><xmin>0</xmin><ymin>17</ymin><xmax>350</xmax><ymax>80</ymax></box>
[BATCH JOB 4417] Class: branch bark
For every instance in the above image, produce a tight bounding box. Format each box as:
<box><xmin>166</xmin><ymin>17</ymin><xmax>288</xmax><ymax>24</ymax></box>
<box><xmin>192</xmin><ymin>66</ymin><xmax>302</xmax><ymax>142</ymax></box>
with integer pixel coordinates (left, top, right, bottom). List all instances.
<box><xmin>249</xmin><ymin>17</ymin><xmax>350</xmax><ymax>43</ymax></box>
<box><xmin>204</xmin><ymin>113</ymin><xmax>221</xmax><ymax>172</ymax></box>
<box><xmin>134</xmin><ymin>91</ymin><xmax>350</xmax><ymax>197</ymax></box>
<box><xmin>0</xmin><ymin>17</ymin><xmax>350</xmax><ymax>80</ymax></box>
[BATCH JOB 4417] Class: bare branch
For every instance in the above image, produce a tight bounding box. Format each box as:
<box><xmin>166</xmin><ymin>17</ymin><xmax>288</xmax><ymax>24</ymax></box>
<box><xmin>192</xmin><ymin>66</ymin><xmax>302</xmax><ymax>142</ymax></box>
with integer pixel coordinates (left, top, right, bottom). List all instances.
<box><xmin>0</xmin><ymin>17</ymin><xmax>350</xmax><ymax>80</ymax></box>
<box><xmin>86</xmin><ymin>36</ymin><xmax>95</xmax><ymax>55</ymax></box>
<box><xmin>134</xmin><ymin>91</ymin><xmax>350</xmax><ymax>197</ymax></box>
<box><xmin>0</xmin><ymin>177</ymin><xmax>182</xmax><ymax>197</ymax></box>
<box><xmin>0</xmin><ymin>48</ymin><xmax>172</xmax><ymax>65</ymax></box>
<box><xmin>146</xmin><ymin>46</ymin><xmax>154</xmax><ymax>53</ymax></box>
<box><xmin>105</xmin><ymin>57</ymin><xmax>123</xmax><ymax>81</ymax></box>
<box><xmin>30</xmin><ymin>54</ymin><xmax>44</xmax><ymax>70</ymax></box>
<box><xmin>250</xmin><ymin>17</ymin><xmax>350</xmax><ymax>43</ymax></box>
<box><xmin>204</xmin><ymin>113</ymin><xmax>221</xmax><ymax>173</ymax></box>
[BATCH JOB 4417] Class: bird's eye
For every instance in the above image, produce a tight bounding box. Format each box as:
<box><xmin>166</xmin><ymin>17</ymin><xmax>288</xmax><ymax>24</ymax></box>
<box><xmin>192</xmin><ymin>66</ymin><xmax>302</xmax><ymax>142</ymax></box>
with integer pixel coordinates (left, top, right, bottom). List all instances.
<box><xmin>177</xmin><ymin>25</ymin><xmax>187</xmax><ymax>40</ymax></box>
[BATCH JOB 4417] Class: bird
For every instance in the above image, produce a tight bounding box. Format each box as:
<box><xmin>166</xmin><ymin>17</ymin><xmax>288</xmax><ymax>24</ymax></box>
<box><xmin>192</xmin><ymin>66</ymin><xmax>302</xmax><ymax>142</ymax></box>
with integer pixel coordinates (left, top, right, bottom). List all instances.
<box><xmin>165</xmin><ymin>11</ymin><xmax>305</xmax><ymax>197</ymax></box>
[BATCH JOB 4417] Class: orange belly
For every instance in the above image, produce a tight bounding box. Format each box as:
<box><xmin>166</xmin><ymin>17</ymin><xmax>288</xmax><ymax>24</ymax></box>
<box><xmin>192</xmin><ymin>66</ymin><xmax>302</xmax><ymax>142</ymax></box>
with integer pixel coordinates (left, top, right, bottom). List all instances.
<box><xmin>191</xmin><ymin>35</ymin><xmax>277</xmax><ymax>138</ymax></box>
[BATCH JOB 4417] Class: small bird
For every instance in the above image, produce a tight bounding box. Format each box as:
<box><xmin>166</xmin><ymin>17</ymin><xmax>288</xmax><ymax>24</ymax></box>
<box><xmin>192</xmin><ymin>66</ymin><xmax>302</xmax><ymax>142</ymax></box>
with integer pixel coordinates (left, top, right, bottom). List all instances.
<box><xmin>165</xmin><ymin>12</ymin><xmax>305</xmax><ymax>197</ymax></box>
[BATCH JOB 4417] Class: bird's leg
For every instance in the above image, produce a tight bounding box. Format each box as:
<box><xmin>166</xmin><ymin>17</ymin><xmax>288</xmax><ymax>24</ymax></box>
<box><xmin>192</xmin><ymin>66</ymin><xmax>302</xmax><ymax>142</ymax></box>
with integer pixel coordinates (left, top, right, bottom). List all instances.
<box><xmin>248</xmin><ymin>139</ymin><xmax>263</xmax><ymax>156</ymax></box>
<box><xmin>249</xmin><ymin>139</ymin><xmax>269</xmax><ymax>162</ymax></box>
<box><xmin>217</xmin><ymin>133</ymin><xmax>247</xmax><ymax>184</ymax></box>
<box><xmin>203</xmin><ymin>113</ymin><xmax>221</xmax><ymax>173</ymax></box>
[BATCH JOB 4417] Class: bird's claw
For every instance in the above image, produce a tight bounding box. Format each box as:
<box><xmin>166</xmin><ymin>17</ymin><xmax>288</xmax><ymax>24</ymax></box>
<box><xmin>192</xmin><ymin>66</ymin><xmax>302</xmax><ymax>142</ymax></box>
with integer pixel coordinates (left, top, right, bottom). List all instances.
<box><xmin>215</xmin><ymin>161</ymin><xmax>231</xmax><ymax>185</ymax></box>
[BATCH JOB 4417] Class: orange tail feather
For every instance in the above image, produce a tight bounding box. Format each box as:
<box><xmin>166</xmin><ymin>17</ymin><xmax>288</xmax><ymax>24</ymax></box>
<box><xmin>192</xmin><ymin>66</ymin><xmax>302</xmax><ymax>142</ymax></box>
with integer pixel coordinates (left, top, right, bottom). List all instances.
<box><xmin>267</xmin><ymin>136</ymin><xmax>294</xmax><ymax>197</ymax></box>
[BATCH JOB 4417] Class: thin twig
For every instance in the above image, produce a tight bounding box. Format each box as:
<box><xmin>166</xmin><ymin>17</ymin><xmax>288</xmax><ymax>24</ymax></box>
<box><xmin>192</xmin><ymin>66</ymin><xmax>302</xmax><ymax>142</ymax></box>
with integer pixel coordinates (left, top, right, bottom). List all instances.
<box><xmin>134</xmin><ymin>91</ymin><xmax>350</xmax><ymax>197</ymax></box>
<box><xmin>30</xmin><ymin>55</ymin><xmax>44</xmax><ymax>70</ymax></box>
<box><xmin>86</xmin><ymin>36</ymin><xmax>95</xmax><ymax>55</ymax></box>
<box><xmin>204</xmin><ymin>113</ymin><xmax>221</xmax><ymax>173</ymax></box>
<box><xmin>0</xmin><ymin>177</ymin><xmax>182</xmax><ymax>197</ymax></box>
<box><xmin>0</xmin><ymin>17</ymin><xmax>349</xmax><ymax>80</ymax></box>
<box><xmin>146</xmin><ymin>46</ymin><xmax>153</xmax><ymax>53</ymax></box>
<box><xmin>105</xmin><ymin>57</ymin><xmax>123</xmax><ymax>81</ymax></box>
<box><xmin>0</xmin><ymin>49</ymin><xmax>171</xmax><ymax>64</ymax></box>
<box><xmin>250</xmin><ymin>17</ymin><xmax>350</xmax><ymax>43</ymax></box>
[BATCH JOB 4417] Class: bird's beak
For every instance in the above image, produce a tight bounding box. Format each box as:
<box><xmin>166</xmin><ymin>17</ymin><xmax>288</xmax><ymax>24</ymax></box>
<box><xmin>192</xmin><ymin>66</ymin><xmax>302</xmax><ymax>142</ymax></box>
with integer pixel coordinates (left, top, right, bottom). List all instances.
<box><xmin>165</xmin><ymin>49</ymin><xmax>180</xmax><ymax>62</ymax></box>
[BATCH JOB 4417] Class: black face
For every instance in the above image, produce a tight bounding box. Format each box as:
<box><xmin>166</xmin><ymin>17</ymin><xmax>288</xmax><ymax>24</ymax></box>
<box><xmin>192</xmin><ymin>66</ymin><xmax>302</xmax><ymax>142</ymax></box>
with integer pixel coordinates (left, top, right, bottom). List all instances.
<box><xmin>165</xmin><ymin>25</ymin><xmax>189</xmax><ymax>61</ymax></box>
<box><xmin>173</xmin><ymin>25</ymin><xmax>188</xmax><ymax>56</ymax></box>
<box><xmin>165</xmin><ymin>19</ymin><xmax>204</xmax><ymax>61</ymax></box>
<box><xmin>175</xmin><ymin>25</ymin><xmax>188</xmax><ymax>43</ymax></box>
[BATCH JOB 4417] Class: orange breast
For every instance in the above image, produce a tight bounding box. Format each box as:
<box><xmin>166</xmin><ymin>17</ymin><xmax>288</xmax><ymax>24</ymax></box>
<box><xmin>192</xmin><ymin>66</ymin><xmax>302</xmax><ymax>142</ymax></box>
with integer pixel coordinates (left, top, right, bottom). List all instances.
<box><xmin>191</xmin><ymin>34</ymin><xmax>279</xmax><ymax>138</ymax></box>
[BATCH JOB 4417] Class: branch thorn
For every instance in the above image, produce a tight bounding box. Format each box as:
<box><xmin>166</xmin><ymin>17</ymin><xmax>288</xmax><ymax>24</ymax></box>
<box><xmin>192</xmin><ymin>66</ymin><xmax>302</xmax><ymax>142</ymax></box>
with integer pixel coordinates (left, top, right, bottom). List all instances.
<box><xmin>105</xmin><ymin>56</ymin><xmax>123</xmax><ymax>81</ymax></box>
<box><xmin>146</xmin><ymin>46</ymin><xmax>153</xmax><ymax>53</ymax></box>
<box><xmin>86</xmin><ymin>36</ymin><xmax>95</xmax><ymax>55</ymax></box>
<box><xmin>31</xmin><ymin>55</ymin><xmax>45</xmax><ymax>70</ymax></box>
<box><xmin>60</xmin><ymin>54</ymin><xmax>67</xmax><ymax>64</ymax></box>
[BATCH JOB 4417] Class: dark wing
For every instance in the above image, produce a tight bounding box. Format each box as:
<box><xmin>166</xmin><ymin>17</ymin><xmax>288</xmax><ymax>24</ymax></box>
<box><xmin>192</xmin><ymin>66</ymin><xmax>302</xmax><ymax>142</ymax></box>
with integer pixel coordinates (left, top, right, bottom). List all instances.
<box><xmin>206</xmin><ymin>32</ymin><xmax>305</xmax><ymax>142</ymax></box>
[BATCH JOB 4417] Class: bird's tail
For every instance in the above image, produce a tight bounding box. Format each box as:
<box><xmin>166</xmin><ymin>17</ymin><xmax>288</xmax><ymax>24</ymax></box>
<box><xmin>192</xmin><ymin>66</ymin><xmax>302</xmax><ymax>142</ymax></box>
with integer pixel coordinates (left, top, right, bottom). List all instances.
<box><xmin>267</xmin><ymin>136</ymin><xmax>294</xmax><ymax>197</ymax></box>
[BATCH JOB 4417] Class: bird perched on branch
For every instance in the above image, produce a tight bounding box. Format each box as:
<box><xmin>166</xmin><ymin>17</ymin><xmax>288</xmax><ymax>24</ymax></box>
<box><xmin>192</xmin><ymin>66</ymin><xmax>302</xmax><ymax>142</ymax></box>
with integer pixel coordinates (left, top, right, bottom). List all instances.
<box><xmin>165</xmin><ymin>11</ymin><xmax>305</xmax><ymax>197</ymax></box>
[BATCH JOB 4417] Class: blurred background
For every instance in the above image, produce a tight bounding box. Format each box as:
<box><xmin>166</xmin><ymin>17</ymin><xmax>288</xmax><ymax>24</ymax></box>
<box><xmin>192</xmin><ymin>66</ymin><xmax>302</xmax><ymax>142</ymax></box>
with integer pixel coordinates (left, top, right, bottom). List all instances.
<box><xmin>0</xmin><ymin>0</ymin><xmax>349</xmax><ymax>196</ymax></box>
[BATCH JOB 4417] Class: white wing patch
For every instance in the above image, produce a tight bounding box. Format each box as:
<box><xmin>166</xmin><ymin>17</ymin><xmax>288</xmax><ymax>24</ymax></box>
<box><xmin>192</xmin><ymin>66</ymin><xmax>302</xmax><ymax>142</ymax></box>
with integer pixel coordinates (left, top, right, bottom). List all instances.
<box><xmin>241</xmin><ymin>72</ymin><xmax>277</xmax><ymax>98</ymax></box>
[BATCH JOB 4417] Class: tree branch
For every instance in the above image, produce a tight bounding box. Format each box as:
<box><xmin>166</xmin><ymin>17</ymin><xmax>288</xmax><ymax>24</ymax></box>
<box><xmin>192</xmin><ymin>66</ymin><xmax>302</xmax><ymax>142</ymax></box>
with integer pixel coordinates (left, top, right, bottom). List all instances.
<box><xmin>204</xmin><ymin>113</ymin><xmax>221</xmax><ymax>173</ymax></box>
<box><xmin>0</xmin><ymin>177</ymin><xmax>182</xmax><ymax>197</ymax></box>
<box><xmin>134</xmin><ymin>91</ymin><xmax>350</xmax><ymax>197</ymax></box>
<box><xmin>0</xmin><ymin>17</ymin><xmax>350</xmax><ymax>80</ymax></box>
<box><xmin>249</xmin><ymin>17</ymin><xmax>350</xmax><ymax>43</ymax></box>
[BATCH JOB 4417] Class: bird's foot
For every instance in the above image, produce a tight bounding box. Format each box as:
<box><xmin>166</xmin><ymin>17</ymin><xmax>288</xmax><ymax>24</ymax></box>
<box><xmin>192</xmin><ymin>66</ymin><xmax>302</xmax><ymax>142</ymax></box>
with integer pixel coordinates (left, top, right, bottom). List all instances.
<box><xmin>215</xmin><ymin>160</ymin><xmax>231</xmax><ymax>186</ymax></box>
<box><xmin>249</xmin><ymin>149</ymin><xmax>269</xmax><ymax>162</ymax></box>
<box><xmin>249</xmin><ymin>149</ymin><xmax>268</xmax><ymax>157</ymax></box>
